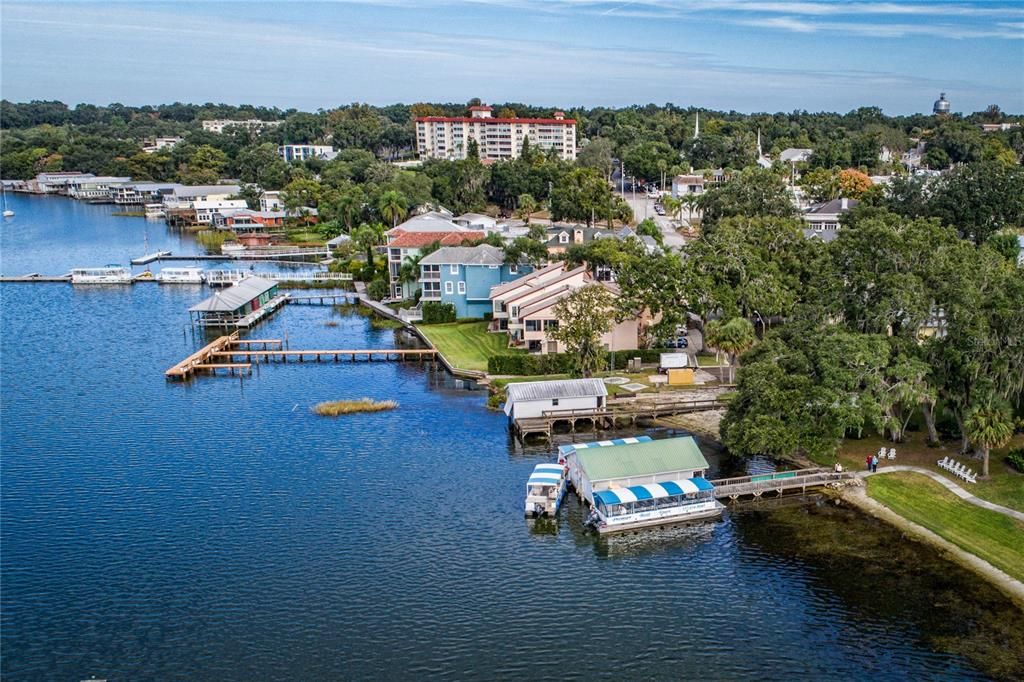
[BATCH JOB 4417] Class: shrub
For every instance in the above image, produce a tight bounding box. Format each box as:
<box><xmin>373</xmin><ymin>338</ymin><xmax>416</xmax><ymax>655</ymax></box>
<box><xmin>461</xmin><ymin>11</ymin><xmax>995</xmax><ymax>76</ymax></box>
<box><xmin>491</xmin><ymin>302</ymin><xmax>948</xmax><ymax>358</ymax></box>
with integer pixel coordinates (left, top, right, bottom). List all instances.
<box><xmin>422</xmin><ymin>301</ymin><xmax>456</xmax><ymax>324</ymax></box>
<box><xmin>312</xmin><ymin>398</ymin><xmax>399</xmax><ymax>416</ymax></box>
<box><xmin>488</xmin><ymin>353</ymin><xmax>573</xmax><ymax>375</ymax></box>
<box><xmin>1006</xmin><ymin>448</ymin><xmax>1024</xmax><ymax>473</ymax></box>
<box><xmin>367</xmin><ymin>278</ymin><xmax>388</xmax><ymax>301</ymax></box>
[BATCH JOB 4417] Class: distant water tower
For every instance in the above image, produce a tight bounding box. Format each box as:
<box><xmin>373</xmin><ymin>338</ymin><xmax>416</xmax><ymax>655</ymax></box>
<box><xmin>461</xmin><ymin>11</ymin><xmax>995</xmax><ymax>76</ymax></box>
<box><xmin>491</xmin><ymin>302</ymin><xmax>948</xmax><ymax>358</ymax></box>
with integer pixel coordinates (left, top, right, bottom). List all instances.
<box><xmin>933</xmin><ymin>92</ymin><xmax>951</xmax><ymax>115</ymax></box>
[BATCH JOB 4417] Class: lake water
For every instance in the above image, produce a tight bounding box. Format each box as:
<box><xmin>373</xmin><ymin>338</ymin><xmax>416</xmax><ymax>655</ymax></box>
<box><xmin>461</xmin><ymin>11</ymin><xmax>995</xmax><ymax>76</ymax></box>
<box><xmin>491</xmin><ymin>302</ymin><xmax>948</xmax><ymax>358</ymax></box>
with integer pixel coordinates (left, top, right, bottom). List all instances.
<box><xmin>2</xmin><ymin>193</ymin><xmax>1021</xmax><ymax>680</ymax></box>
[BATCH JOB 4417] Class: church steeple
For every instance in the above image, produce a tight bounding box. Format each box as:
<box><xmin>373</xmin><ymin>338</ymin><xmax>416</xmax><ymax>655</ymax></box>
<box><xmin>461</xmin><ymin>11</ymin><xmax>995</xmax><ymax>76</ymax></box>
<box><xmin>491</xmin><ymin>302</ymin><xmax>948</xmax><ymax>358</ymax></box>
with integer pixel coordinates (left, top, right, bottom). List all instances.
<box><xmin>757</xmin><ymin>128</ymin><xmax>763</xmax><ymax>157</ymax></box>
<box><xmin>694</xmin><ymin>111</ymin><xmax>700</xmax><ymax>139</ymax></box>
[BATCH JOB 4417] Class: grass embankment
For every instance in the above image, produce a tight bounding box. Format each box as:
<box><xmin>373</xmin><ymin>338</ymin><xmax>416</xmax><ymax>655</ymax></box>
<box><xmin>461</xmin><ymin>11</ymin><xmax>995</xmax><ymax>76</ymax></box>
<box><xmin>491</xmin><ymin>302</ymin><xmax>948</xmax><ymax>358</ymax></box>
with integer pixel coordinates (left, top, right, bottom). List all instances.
<box><xmin>313</xmin><ymin>398</ymin><xmax>398</xmax><ymax>416</ymax></box>
<box><xmin>416</xmin><ymin>321</ymin><xmax>516</xmax><ymax>373</ymax></box>
<box><xmin>866</xmin><ymin>472</ymin><xmax>1024</xmax><ymax>583</ymax></box>
<box><xmin>837</xmin><ymin>433</ymin><xmax>1024</xmax><ymax>513</ymax></box>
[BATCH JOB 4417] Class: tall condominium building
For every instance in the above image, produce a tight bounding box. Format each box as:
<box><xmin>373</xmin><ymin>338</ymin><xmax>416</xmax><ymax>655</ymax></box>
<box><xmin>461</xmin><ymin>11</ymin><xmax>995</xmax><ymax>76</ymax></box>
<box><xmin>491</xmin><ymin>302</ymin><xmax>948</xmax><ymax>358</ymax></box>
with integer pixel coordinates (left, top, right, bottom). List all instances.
<box><xmin>415</xmin><ymin>106</ymin><xmax>577</xmax><ymax>161</ymax></box>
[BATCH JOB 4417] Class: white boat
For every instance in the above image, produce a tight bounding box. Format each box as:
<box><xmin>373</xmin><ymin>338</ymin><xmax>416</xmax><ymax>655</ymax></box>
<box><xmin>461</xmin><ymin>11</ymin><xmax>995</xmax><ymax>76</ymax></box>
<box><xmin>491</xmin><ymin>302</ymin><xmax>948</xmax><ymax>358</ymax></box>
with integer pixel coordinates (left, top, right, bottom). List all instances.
<box><xmin>2</xmin><ymin>185</ymin><xmax>13</xmax><ymax>217</ymax></box>
<box><xmin>221</xmin><ymin>243</ymin><xmax>246</xmax><ymax>255</ymax></box>
<box><xmin>524</xmin><ymin>463</ymin><xmax>568</xmax><ymax>517</ymax></box>
<box><xmin>156</xmin><ymin>267</ymin><xmax>205</xmax><ymax>284</ymax></box>
<box><xmin>586</xmin><ymin>478</ymin><xmax>724</xmax><ymax>534</ymax></box>
<box><xmin>205</xmin><ymin>269</ymin><xmax>247</xmax><ymax>286</ymax></box>
<box><xmin>71</xmin><ymin>266</ymin><xmax>132</xmax><ymax>284</ymax></box>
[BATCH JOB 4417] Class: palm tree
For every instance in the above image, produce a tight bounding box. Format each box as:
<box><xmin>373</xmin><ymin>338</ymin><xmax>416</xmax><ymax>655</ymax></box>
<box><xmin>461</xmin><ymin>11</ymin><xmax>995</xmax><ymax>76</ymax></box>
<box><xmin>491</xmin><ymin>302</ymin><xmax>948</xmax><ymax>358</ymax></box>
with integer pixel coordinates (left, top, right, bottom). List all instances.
<box><xmin>661</xmin><ymin>196</ymin><xmax>682</xmax><ymax>222</ymax></box>
<box><xmin>704</xmin><ymin>317</ymin><xmax>756</xmax><ymax>383</ymax></box>
<box><xmin>352</xmin><ymin>222</ymin><xmax>387</xmax><ymax>277</ymax></box>
<box><xmin>377</xmin><ymin>190</ymin><xmax>408</xmax><ymax>229</ymax></box>
<box><xmin>335</xmin><ymin>189</ymin><xmax>364</xmax><ymax>233</ymax></box>
<box><xmin>398</xmin><ymin>252</ymin><xmax>423</xmax><ymax>294</ymax></box>
<box><xmin>516</xmin><ymin>193</ymin><xmax>538</xmax><ymax>225</ymax></box>
<box><xmin>680</xmin><ymin>193</ymin><xmax>702</xmax><ymax>228</ymax></box>
<box><xmin>963</xmin><ymin>400</ymin><xmax>1014</xmax><ymax>478</ymax></box>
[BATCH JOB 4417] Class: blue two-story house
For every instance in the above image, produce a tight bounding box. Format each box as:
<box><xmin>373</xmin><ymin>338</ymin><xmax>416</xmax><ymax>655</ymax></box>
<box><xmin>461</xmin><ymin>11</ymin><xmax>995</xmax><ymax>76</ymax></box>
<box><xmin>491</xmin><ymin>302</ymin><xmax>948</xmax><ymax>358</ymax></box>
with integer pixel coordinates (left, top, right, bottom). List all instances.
<box><xmin>418</xmin><ymin>245</ymin><xmax>533</xmax><ymax>318</ymax></box>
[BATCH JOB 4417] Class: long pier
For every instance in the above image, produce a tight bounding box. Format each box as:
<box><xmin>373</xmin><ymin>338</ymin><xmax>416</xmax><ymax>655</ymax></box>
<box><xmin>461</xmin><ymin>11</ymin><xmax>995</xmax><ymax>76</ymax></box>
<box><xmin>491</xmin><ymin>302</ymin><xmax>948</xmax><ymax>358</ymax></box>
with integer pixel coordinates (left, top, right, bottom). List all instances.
<box><xmin>165</xmin><ymin>335</ymin><xmax>436</xmax><ymax>380</ymax></box>
<box><xmin>515</xmin><ymin>397</ymin><xmax>725</xmax><ymax>440</ymax></box>
<box><xmin>708</xmin><ymin>467</ymin><xmax>854</xmax><ymax>500</ymax></box>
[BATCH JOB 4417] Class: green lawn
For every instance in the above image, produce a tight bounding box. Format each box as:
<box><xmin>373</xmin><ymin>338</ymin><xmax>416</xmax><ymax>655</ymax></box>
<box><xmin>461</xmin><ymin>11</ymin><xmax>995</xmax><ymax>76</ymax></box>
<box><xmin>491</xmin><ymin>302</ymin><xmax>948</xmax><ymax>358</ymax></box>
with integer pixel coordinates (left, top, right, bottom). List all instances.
<box><xmin>867</xmin><ymin>472</ymin><xmax>1024</xmax><ymax>582</ymax></box>
<box><xmin>417</xmin><ymin>321</ymin><xmax>518</xmax><ymax>372</ymax></box>
<box><xmin>837</xmin><ymin>432</ymin><xmax>1024</xmax><ymax>513</ymax></box>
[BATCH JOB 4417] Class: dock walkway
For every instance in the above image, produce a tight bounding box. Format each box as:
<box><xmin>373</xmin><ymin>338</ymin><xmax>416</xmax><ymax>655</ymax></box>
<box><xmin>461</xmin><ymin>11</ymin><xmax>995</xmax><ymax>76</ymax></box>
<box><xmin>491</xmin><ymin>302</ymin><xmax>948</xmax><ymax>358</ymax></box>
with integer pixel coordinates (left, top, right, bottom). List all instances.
<box><xmin>708</xmin><ymin>468</ymin><xmax>853</xmax><ymax>500</ymax></box>
<box><xmin>515</xmin><ymin>396</ymin><xmax>725</xmax><ymax>440</ymax></box>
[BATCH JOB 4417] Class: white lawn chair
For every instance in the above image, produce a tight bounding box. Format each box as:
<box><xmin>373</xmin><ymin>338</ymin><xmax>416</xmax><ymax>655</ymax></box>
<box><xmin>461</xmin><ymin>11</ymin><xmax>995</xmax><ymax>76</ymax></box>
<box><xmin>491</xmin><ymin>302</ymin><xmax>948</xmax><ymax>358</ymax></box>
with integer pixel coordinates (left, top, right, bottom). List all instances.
<box><xmin>887</xmin><ymin>448</ymin><xmax>896</xmax><ymax>460</ymax></box>
<box><xmin>937</xmin><ymin>456</ymin><xmax>949</xmax><ymax>469</ymax></box>
<box><xmin>877</xmin><ymin>447</ymin><xmax>887</xmax><ymax>459</ymax></box>
<box><xmin>965</xmin><ymin>470</ymin><xmax>976</xmax><ymax>483</ymax></box>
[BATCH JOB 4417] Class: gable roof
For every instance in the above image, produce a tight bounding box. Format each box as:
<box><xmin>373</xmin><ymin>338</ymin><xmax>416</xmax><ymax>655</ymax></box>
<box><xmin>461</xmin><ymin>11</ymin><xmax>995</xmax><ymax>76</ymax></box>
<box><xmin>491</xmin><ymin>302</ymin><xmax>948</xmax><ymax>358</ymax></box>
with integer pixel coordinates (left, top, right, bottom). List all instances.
<box><xmin>807</xmin><ymin>198</ymin><xmax>859</xmax><ymax>215</ymax></box>
<box><xmin>502</xmin><ymin>265</ymin><xmax>590</xmax><ymax>305</ymax></box>
<box><xmin>490</xmin><ymin>262</ymin><xmax>564</xmax><ymax>298</ymax></box>
<box><xmin>389</xmin><ymin>212</ymin><xmax>468</xmax><ymax>234</ymax></box>
<box><xmin>189</xmin><ymin>276</ymin><xmax>277</xmax><ymax>312</ymax></box>
<box><xmin>574</xmin><ymin>436</ymin><xmax>709</xmax><ymax>482</ymax></box>
<box><xmin>505</xmin><ymin>378</ymin><xmax>607</xmax><ymax>405</ymax></box>
<box><xmin>418</xmin><ymin>244</ymin><xmax>505</xmax><ymax>266</ymax></box>
<box><xmin>388</xmin><ymin>231</ymin><xmax>484</xmax><ymax>248</ymax></box>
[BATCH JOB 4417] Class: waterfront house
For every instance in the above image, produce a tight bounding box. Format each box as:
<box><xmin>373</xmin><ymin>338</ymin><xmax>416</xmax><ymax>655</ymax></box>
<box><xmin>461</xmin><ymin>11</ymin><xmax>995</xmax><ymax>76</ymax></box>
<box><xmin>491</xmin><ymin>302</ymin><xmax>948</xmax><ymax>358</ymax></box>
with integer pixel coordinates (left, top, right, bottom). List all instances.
<box><xmin>214</xmin><ymin>208</ymin><xmax>288</xmax><ymax>232</ymax></box>
<box><xmin>503</xmin><ymin>378</ymin><xmax>607</xmax><ymax>420</ymax></box>
<box><xmin>417</xmin><ymin>244</ymin><xmax>530</xmax><ymax>318</ymax></box>
<box><xmin>29</xmin><ymin>172</ymin><xmax>91</xmax><ymax>194</ymax></box>
<box><xmin>111</xmin><ymin>182</ymin><xmax>178</xmax><ymax>205</ymax></box>
<box><xmin>67</xmin><ymin>176</ymin><xmax>131</xmax><ymax>201</ymax></box>
<box><xmin>490</xmin><ymin>264</ymin><xmax>644</xmax><ymax>353</ymax></box>
<box><xmin>188</xmin><ymin>276</ymin><xmax>281</xmax><ymax>327</ymax></box>
<box><xmin>564</xmin><ymin>436</ymin><xmax>710</xmax><ymax>507</ymax></box>
<box><xmin>192</xmin><ymin>199</ymin><xmax>250</xmax><ymax>225</ymax></box>
<box><xmin>385</xmin><ymin>213</ymin><xmax>482</xmax><ymax>300</ymax></box>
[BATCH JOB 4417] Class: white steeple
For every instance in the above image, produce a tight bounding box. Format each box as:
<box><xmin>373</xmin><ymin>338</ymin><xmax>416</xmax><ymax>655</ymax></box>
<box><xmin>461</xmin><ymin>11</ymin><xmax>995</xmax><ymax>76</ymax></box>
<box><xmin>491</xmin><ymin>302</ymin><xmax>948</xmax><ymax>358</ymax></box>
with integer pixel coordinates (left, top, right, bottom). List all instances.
<box><xmin>694</xmin><ymin>112</ymin><xmax>700</xmax><ymax>139</ymax></box>
<box><xmin>757</xmin><ymin>128</ymin><xmax>763</xmax><ymax>157</ymax></box>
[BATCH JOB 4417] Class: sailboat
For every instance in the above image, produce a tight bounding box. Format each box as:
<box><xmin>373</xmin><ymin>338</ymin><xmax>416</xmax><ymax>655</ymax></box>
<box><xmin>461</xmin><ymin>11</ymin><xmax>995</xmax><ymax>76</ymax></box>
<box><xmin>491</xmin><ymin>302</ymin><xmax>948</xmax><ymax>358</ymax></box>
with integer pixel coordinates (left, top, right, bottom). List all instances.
<box><xmin>2</xmin><ymin>185</ymin><xmax>14</xmax><ymax>217</ymax></box>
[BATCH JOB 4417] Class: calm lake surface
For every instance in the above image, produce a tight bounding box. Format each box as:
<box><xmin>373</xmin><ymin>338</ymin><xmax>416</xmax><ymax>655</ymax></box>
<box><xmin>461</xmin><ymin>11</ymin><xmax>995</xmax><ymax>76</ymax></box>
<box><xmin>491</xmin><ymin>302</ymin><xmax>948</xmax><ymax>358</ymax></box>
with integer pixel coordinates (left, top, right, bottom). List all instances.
<box><xmin>2</xmin><ymin>193</ymin><xmax>1021</xmax><ymax>680</ymax></box>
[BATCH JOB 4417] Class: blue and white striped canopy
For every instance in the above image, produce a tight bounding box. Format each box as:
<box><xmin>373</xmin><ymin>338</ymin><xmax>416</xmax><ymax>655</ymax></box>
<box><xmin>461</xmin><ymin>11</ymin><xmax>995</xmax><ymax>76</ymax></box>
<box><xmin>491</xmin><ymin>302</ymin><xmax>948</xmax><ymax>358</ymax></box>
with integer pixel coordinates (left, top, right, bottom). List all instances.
<box><xmin>558</xmin><ymin>436</ymin><xmax>652</xmax><ymax>457</ymax></box>
<box><xmin>527</xmin><ymin>463</ymin><xmax>564</xmax><ymax>486</ymax></box>
<box><xmin>593</xmin><ymin>477</ymin><xmax>715</xmax><ymax>507</ymax></box>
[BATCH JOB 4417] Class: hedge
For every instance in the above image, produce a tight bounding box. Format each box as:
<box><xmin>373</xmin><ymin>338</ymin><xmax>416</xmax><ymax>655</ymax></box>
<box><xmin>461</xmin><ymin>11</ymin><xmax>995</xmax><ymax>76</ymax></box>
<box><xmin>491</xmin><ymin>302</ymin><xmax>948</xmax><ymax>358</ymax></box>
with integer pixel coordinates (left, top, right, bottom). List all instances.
<box><xmin>421</xmin><ymin>301</ymin><xmax>457</xmax><ymax>324</ymax></box>
<box><xmin>488</xmin><ymin>347</ymin><xmax>683</xmax><ymax>375</ymax></box>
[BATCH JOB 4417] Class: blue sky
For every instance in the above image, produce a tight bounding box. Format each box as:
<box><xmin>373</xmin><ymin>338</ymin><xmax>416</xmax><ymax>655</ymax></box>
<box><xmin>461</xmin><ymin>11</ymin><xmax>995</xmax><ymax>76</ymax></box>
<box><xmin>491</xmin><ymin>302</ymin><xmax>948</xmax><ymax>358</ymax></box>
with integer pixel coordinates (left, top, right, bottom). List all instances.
<box><xmin>1</xmin><ymin>0</ymin><xmax>1022</xmax><ymax>114</ymax></box>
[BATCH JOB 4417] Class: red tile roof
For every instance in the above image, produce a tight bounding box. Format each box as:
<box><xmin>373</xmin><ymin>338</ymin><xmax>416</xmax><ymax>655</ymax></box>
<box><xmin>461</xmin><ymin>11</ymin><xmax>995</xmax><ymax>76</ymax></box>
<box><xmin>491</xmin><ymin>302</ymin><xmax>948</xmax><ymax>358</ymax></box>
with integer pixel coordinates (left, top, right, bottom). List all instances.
<box><xmin>388</xmin><ymin>231</ymin><xmax>485</xmax><ymax>248</ymax></box>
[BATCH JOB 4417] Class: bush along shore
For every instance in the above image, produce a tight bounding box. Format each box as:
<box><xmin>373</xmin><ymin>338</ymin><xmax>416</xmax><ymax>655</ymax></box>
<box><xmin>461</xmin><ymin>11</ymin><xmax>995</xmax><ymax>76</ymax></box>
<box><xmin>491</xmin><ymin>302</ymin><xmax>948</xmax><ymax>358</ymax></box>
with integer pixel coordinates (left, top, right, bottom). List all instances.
<box><xmin>312</xmin><ymin>399</ymin><xmax>399</xmax><ymax>416</ymax></box>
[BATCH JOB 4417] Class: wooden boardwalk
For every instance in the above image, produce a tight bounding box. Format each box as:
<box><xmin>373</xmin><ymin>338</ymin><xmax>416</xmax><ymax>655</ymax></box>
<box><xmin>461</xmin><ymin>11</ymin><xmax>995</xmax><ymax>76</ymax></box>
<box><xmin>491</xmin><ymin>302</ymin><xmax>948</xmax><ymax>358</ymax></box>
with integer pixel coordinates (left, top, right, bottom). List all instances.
<box><xmin>708</xmin><ymin>468</ymin><xmax>853</xmax><ymax>500</ymax></box>
<box><xmin>515</xmin><ymin>397</ymin><xmax>724</xmax><ymax>440</ymax></box>
<box><xmin>166</xmin><ymin>334</ymin><xmax>436</xmax><ymax>380</ymax></box>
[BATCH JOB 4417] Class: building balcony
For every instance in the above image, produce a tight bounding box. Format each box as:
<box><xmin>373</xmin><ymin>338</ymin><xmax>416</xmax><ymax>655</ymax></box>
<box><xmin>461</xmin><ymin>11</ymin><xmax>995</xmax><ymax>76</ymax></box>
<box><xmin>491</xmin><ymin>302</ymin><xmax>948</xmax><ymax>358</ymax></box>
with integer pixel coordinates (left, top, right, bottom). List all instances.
<box><xmin>420</xmin><ymin>271</ymin><xmax>440</xmax><ymax>281</ymax></box>
<box><xmin>421</xmin><ymin>291</ymin><xmax>441</xmax><ymax>301</ymax></box>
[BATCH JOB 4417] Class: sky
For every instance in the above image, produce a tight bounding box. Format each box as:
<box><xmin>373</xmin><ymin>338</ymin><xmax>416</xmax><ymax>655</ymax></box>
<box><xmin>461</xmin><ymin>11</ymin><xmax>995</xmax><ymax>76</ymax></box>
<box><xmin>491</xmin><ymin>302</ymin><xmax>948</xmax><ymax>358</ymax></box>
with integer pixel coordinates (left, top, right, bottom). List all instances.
<box><xmin>1</xmin><ymin>0</ymin><xmax>1022</xmax><ymax>114</ymax></box>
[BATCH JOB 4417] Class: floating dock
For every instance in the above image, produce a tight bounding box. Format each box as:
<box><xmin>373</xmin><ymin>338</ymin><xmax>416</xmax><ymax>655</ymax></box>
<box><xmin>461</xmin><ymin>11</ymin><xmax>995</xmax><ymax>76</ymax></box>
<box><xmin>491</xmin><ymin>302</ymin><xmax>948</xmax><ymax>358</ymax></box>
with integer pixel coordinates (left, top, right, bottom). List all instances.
<box><xmin>514</xmin><ymin>396</ymin><xmax>726</xmax><ymax>440</ymax></box>
<box><xmin>131</xmin><ymin>250</ymin><xmax>172</xmax><ymax>265</ymax></box>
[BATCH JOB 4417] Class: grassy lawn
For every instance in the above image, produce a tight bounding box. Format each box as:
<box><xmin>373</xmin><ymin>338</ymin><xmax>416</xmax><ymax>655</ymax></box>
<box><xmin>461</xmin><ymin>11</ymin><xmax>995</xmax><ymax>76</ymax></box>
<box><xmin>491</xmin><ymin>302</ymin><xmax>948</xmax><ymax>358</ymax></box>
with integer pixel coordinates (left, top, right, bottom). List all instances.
<box><xmin>866</xmin><ymin>472</ymin><xmax>1024</xmax><ymax>583</ymax></box>
<box><xmin>492</xmin><ymin>371</ymin><xmax>722</xmax><ymax>396</ymax></box>
<box><xmin>695</xmin><ymin>354</ymin><xmax>721</xmax><ymax>367</ymax></box>
<box><xmin>837</xmin><ymin>432</ymin><xmax>1024</xmax><ymax>513</ymax></box>
<box><xmin>417</xmin><ymin>321</ymin><xmax>518</xmax><ymax>372</ymax></box>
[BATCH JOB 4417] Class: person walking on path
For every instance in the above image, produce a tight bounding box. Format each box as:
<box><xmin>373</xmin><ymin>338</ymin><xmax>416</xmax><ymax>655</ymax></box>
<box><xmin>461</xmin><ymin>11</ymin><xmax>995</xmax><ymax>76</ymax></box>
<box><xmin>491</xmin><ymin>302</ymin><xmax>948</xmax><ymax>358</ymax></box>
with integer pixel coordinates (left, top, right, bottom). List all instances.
<box><xmin>866</xmin><ymin>454</ymin><xmax>873</xmax><ymax>471</ymax></box>
<box><xmin>871</xmin><ymin>454</ymin><xmax>879</xmax><ymax>473</ymax></box>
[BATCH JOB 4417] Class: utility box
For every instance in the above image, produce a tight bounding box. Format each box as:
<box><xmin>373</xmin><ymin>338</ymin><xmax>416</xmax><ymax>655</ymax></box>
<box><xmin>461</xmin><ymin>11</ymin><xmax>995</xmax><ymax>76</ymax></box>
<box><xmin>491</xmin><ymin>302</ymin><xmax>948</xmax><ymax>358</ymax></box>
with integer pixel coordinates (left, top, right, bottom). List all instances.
<box><xmin>668</xmin><ymin>368</ymin><xmax>695</xmax><ymax>385</ymax></box>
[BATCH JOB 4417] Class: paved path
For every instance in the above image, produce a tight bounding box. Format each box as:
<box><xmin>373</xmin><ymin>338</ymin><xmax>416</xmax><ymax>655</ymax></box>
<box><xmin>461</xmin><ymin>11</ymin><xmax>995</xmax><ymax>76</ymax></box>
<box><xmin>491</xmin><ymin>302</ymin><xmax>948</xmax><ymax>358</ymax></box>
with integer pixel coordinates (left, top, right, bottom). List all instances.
<box><xmin>858</xmin><ymin>465</ymin><xmax>1024</xmax><ymax>522</ymax></box>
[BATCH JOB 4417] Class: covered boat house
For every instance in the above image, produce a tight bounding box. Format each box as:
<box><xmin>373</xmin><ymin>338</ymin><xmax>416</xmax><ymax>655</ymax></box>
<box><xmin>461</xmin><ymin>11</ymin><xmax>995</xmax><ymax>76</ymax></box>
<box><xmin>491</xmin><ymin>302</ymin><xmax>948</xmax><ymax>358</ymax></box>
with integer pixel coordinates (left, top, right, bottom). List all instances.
<box><xmin>503</xmin><ymin>378</ymin><xmax>607</xmax><ymax>420</ymax></box>
<box><xmin>188</xmin><ymin>276</ymin><xmax>284</xmax><ymax>328</ymax></box>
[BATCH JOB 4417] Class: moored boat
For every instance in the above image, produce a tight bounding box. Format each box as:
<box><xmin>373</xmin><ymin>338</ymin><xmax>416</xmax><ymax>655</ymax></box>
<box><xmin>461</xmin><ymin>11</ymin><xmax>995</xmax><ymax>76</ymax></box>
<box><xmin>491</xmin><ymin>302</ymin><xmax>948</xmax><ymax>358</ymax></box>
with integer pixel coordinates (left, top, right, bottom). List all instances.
<box><xmin>70</xmin><ymin>265</ymin><xmax>132</xmax><ymax>284</ymax></box>
<box><xmin>586</xmin><ymin>478</ymin><xmax>724</xmax><ymax>534</ymax></box>
<box><xmin>524</xmin><ymin>463</ymin><xmax>568</xmax><ymax>517</ymax></box>
<box><xmin>156</xmin><ymin>267</ymin><xmax>205</xmax><ymax>284</ymax></box>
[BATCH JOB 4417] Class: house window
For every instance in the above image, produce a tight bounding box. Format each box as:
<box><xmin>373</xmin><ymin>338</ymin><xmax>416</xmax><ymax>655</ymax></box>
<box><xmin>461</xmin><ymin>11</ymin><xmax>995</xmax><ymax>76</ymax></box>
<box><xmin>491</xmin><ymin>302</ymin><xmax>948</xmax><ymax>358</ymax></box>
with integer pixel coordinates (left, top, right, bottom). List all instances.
<box><xmin>559</xmin><ymin>232</ymin><xmax>569</xmax><ymax>244</ymax></box>
<box><xmin>449</xmin><ymin>264</ymin><xmax>459</xmax><ymax>274</ymax></box>
<box><xmin>457</xmin><ymin>281</ymin><xmax>466</xmax><ymax>294</ymax></box>
<box><xmin>444</xmin><ymin>281</ymin><xmax>453</xmax><ymax>295</ymax></box>
<box><xmin>525</xmin><ymin>320</ymin><xmax>541</xmax><ymax>332</ymax></box>
<box><xmin>544</xmin><ymin>319</ymin><xmax>559</xmax><ymax>331</ymax></box>
<box><xmin>509</xmin><ymin>264</ymin><xmax>518</xmax><ymax>274</ymax></box>
<box><xmin>552</xmin><ymin>399</ymin><xmax>559</xmax><ymax>406</ymax></box>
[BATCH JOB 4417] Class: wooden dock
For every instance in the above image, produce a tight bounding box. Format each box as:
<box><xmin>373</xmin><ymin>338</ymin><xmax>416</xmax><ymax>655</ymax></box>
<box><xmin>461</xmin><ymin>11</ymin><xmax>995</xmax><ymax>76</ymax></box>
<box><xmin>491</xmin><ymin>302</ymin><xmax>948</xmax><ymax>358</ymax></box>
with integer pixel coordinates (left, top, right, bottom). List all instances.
<box><xmin>0</xmin><ymin>273</ymin><xmax>71</xmax><ymax>282</ymax></box>
<box><xmin>515</xmin><ymin>397</ymin><xmax>725</xmax><ymax>440</ymax></box>
<box><xmin>212</xmin><ymin>348</ymin><xmax>437</xmax><ymax>363</ymax></box>
<box><xmin>131</xmin><ymin>250</ymin><xmax>172</xmax><ymax>265</ymax></box>
<box><xmin>708</xmin><ymin>468</ymin><xmax>853</xmax><ymax>500</ymax></box>
<box><xmin>166</xmin><ymin>334</ymin><xmax>435</xmax><ymax>380</ymax></box>
<box><xmin>285</xmin><ymin>293</ymin><xmax>358</xmax><ymax>305</ymax></box>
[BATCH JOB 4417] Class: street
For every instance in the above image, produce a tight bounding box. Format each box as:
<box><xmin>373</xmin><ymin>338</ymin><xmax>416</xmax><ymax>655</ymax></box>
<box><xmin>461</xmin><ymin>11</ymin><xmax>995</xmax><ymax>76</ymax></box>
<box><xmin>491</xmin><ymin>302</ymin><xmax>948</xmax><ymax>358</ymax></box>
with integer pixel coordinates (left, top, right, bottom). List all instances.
<box><xmin>618</xmin><ymin>191</ymin><xmax>687</xmax><ymax>250</ymax></box>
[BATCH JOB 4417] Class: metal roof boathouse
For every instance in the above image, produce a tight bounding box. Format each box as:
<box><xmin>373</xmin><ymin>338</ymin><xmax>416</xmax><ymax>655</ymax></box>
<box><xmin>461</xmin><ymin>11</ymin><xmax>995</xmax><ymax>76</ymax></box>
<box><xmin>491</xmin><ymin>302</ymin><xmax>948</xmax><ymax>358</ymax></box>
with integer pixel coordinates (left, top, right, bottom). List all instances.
<box><xmin>188</xmin><ymin>276</ymin><xmax>286</xmax><ymax>328</ymax></box>
<box><xmin>564</xmin><ymin>436</ymin><xmax>724</xmax><ymax>533</ymax></box>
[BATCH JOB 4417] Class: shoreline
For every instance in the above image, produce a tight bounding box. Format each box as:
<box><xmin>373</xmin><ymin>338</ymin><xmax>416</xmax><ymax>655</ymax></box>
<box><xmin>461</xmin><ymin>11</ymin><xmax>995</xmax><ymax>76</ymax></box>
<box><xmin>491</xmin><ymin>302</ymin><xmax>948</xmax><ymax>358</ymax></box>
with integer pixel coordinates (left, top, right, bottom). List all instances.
<box><xmin>838</xmin><ymin>483</ymin><xmax>1024</xmax><ymax>609</ymax></box>
<box><xmin>664</xmin><ymin>410</ymin><xmax>1024</xmax><ymax>609</ymax></box>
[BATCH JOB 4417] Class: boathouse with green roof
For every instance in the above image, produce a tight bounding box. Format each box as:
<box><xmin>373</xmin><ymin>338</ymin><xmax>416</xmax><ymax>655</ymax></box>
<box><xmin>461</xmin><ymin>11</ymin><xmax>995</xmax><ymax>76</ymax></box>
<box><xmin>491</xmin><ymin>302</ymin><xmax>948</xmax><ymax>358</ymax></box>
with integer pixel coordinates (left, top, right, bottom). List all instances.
<box><xmin>565</xmin><ymin>436</ymin><xmax>710</xmax><ymax>506</ymax></box>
